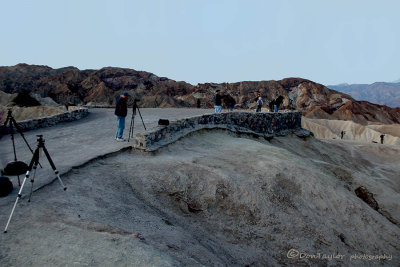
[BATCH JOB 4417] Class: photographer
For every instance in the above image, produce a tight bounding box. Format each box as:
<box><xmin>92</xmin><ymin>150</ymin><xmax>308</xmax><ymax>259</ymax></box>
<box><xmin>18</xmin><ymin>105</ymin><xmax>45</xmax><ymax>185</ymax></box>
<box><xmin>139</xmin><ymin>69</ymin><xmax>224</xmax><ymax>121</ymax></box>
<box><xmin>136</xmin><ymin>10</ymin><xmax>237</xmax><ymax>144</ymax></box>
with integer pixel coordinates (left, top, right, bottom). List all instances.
<box><xmin>214</xmin><ymin>90</ymin><xmax>222</xmax><ymax>113</ymax></box>
<box><xmin>254</xmin><ymin>92</ymin><xmax>263</xmax><ymax>112</ymax></box>
<box><xmin>114</xmin><ymin>92</ymin><xmax>130</xmax><ymax>141</ymax></box>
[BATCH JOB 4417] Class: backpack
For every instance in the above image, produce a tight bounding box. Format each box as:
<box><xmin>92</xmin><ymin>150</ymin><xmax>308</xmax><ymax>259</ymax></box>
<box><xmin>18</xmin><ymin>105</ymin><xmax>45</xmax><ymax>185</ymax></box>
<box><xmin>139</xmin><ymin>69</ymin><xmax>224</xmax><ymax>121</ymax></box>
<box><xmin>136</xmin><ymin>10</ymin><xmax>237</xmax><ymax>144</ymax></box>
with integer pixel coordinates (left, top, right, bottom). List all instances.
<box><xmin>257</xmin><ymin>98</ymin><xmax>263</xmax><ymax>106</ymax></box>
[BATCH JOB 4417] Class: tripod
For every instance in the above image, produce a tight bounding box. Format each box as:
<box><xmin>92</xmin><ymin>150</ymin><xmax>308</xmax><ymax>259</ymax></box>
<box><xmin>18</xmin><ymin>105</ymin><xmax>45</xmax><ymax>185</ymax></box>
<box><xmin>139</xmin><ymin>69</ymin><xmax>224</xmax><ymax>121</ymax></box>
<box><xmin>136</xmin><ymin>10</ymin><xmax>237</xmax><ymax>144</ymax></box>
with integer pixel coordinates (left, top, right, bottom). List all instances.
<box><xmin>128</xmin><ymin>100</ymin><xmax>146</xmax><ymax>142</ymax></box>
<box><xmin>4</xmin><ymin>135</ymin><xmax>67</xmax><ymax>233</ymax></box>
<box><xmin>1</xmin><ymin>109</ymin><xmax>41</xmax><ymax>185</ymax></box>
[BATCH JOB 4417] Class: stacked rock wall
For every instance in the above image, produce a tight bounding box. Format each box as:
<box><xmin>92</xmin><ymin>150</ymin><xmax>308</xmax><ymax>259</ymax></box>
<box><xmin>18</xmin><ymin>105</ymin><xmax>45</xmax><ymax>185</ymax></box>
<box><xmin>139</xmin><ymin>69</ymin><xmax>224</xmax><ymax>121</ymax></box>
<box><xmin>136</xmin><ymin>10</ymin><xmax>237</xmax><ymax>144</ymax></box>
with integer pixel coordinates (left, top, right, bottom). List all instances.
<box><xmin>135</xmin><ymin>111</ymin><xmax>305</xmax><ymax>151</ymax></box>
<box><xmin>7</xmin><ymin>107</ymin><xmax>89</xmax><ymax>132</ymax></box>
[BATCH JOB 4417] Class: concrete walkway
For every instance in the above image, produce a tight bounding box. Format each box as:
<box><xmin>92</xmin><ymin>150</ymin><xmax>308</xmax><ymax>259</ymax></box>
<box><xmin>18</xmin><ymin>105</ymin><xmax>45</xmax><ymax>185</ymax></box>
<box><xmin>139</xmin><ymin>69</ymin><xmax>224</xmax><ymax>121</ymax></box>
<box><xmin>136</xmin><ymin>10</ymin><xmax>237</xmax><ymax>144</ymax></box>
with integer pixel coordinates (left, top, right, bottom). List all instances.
<box><xmin>0</xmin><ymin>108</ymin><xmax>213</xmax><ymax>200</ymax></box>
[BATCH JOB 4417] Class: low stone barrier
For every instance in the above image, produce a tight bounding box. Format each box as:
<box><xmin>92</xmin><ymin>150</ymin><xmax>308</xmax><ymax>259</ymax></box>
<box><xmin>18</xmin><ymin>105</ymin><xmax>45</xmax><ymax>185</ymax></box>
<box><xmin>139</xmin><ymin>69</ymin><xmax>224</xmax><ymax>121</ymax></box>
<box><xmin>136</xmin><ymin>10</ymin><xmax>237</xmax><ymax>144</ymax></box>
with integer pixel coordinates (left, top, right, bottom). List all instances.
<box><xmin>135</xmin><ymin>111</ymin><xmax>309</xmax><ymax>151</ymax></box>
<box><xmin>9</xmin><ymin>107</ymin><xmax>89</xmax><ymax>132</ymax></box>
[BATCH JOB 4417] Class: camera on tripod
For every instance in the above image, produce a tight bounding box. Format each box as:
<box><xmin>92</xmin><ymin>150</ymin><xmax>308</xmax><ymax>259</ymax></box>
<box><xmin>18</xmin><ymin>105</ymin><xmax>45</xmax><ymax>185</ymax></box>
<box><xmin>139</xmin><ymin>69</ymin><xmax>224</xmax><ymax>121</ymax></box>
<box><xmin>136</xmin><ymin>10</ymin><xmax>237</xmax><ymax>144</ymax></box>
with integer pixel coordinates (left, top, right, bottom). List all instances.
<box><xmin>4</xmin><ymin>134</ymin><xmax>67</xmax><ymax>232</ymax></box>
<box><xmin>127</xmin><ymin>98</ymin><xmax>146</xmax><ymax>142</ymax></box>
<box><xmin>1</xmin><ymin>109</ymin><xmax>38</xmax><ymax>188</ymax></box>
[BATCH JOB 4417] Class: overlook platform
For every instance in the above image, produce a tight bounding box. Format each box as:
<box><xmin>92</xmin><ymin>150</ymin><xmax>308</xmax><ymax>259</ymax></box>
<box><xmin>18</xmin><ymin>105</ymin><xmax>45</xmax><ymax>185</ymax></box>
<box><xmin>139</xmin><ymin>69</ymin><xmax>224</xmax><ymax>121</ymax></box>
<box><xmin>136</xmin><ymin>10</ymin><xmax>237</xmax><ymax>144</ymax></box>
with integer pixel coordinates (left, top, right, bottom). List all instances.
<box><xmin>135</xmin><ymin>111</ymin><xmax>307</xmax><ymax>151</ymax></box>
<box><xmin>0</xmin><ymin>108</ymin><xmax>307</xmax><ymax>199</ymax></box>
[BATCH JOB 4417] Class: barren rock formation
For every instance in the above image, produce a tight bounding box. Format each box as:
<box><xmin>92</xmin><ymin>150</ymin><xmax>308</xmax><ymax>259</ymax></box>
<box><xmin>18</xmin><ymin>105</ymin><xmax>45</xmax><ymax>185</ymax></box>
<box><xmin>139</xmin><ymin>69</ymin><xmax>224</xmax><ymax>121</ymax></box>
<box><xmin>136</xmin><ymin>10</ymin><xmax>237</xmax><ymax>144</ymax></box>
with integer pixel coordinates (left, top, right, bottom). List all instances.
<box><xmin>328</xmin><ymin>82</ymin><xmax>400</xmax><ymax>108</ymax></box>
<box><xmin>302</xmin><ymin>118</ymin><xmax>400</xmax><ymax>145</ymax></box>
<box><xmin>2</xmin><ymin>64</ymin><xmax>400</xmax><ymax>125</ymax></box>
<box><xmin>0</xmin><ymin>90</ymin><xmax>65</xmax><ymax>123</ymax></box>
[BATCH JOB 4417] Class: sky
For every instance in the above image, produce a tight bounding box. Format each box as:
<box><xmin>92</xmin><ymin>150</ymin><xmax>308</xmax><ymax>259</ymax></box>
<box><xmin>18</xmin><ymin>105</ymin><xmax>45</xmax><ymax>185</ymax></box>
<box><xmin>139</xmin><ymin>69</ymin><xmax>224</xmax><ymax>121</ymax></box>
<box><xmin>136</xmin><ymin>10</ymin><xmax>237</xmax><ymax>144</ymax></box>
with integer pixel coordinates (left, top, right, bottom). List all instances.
<box><xmin>1</xmin><ymin>0</ymin><xmax>399</xmax><ymax>86</ymax></box>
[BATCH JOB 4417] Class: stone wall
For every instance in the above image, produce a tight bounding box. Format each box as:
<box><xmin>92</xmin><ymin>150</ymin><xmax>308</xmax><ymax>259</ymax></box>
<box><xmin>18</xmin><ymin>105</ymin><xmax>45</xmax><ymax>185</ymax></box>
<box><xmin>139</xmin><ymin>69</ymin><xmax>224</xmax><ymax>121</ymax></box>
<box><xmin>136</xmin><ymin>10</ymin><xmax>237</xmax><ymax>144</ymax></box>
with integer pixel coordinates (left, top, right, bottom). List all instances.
<box><xmin>7</xmin><ymin>107</ymin><xmax>89</xmax><ymax>132</ymax></box>
<box><xmin>135</xmin><ymin>111</ymin><xmax>309</xmax><ymax>151</ymax></box>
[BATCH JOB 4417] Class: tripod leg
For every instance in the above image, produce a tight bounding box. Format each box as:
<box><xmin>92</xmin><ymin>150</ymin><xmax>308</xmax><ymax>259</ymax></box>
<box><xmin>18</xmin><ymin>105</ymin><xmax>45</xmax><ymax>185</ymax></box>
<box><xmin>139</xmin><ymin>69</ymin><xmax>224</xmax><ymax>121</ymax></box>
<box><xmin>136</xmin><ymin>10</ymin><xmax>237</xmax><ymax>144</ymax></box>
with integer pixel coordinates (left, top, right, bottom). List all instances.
<box><xmin>11</xmin><ymin>117</ymin><xmax>42</xmax><ymax>168</ymax></box>
<box><xmin>4</xmin><ymin>148</ymin><xmax>39</xmax><ymax>233</ymax></box>
<box><xmin>41</xmin><ymin>146</ymin><xmax>67</xmax><ymax>191</ymax></box>
<box><xmin>9</xmin><ymin>120</ymin><xmax>17</xmax><ymax>162</ymax></box>
<box><xmin>136</xmin><ymin>107</ymin><xmax>147</xmax><ymax>130</ymax></box>
<box><xmin>28</xmin><ymin>162</ymin><xmax>39</xmax><ymax>202</ymax></box>
<box><xmin>128</xmin><ymin>114</ymin><xmax>133</xmax><ymax>142</ymax></box>
<box><xmin>131</xmin><ymin>117</ymin><xmax>135</xmax><ymax>138</ymax></box>
<box><xmin>128</xmin><ymin>115</ymin><xmax>135</xmax><ymax>142</ymax></box>
<box><xmin>17</xmin><ymin>175</ymin><xmax>21</xmax><ymax>187</ymax></box>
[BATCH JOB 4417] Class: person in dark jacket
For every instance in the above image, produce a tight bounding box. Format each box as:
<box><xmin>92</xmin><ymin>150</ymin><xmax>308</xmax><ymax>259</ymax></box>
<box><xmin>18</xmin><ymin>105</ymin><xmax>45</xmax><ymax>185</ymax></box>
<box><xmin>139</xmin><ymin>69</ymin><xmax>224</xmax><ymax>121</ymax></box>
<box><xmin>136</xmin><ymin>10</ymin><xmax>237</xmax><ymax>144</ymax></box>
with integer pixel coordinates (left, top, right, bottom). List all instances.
<box><xmin>254</xmin><ymin>93</ymin><xmax>263</xmax><ymax>112</ymax></box>
<box><xmin>256</xmin><ymin>97</ymin><xmax>263</xmax><ymax>112</ymax></box>
<box><xmin>213</xmin><ymin>90</ymin><xmax>222</xmax><ymax>113</ymax></box>
<box><xmin>229</xmin><ymin>97</ymin><xmax>236</xmax><ymax>111</ymax></box>
<box><xmin>269</xmin><ymin>100</ymin><xmax>274</xmax><ymax>112</ymax></box>
<box><xmin>114</xmin><ymin>92</ymin><xmax>130</xmax><ymax>141</ymax></box>
<box><xmin>222</xmin><ymin>94</ymin><xmax>236</xmax><ymax>111</ymax></box>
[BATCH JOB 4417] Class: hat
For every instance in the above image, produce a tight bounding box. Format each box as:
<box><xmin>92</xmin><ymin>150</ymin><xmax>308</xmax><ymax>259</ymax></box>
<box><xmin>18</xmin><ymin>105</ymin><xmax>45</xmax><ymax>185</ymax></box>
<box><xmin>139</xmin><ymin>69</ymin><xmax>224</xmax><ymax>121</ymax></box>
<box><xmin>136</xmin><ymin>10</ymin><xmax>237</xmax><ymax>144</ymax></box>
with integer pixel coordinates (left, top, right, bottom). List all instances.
<box><xmin>123</xmin><ymin>92</ymin><xmax>130</xmax><ymax>97</ymax></box>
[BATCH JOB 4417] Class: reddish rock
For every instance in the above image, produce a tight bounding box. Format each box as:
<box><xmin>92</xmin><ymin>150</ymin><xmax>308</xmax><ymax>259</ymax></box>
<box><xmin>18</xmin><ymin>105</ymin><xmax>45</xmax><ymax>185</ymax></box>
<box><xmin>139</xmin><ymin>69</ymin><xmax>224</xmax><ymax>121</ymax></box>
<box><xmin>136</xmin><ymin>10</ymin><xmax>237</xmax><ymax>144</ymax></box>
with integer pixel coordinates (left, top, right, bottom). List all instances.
<box><xmin>355</xmin><ymin>186</ymin><xmax>379</xmax><ymax>211</ymax></box>
<box><xmin>1</xmin><ymin>64</ymin><xmax>400</xmax><ymax>125</ymax></box>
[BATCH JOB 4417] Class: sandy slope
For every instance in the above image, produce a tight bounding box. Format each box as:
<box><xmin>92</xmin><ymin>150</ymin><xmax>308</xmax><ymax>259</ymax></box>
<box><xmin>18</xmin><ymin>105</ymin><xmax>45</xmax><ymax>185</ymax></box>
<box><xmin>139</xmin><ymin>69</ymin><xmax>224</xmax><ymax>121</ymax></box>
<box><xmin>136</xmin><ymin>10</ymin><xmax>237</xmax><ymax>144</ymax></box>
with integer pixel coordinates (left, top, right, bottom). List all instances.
<box><xmin>0</xmin><ymin>105</ymin><xmax>68</xmax><ymax>124</ymax></box>
<box><xmin>0</xmin><ymin>90</ymin><xmax>65</xmax><ymax>123</ymax></box>
<box><xmin>367</xmin><ymin>123</ymin><xmax>400</xmax><ymax>138</ymax></box>
<box><xmin>1</xmin><ymin>130</ymin><xmax>398</xmax><ymax>266</ymax></box>
<box><xmin>302</xmin><ymin>117</ymin><xmax>400</xmax><ymax>145</ymax></box>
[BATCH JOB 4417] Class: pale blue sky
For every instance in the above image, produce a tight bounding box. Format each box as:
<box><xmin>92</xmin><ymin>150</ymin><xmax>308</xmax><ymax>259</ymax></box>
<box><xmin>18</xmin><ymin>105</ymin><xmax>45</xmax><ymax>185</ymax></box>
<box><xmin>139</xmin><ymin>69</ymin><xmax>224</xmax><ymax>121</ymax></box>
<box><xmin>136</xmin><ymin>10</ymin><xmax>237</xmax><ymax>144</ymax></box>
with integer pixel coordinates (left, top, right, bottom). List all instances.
<box><xmin>1</xmin><ymin>0</ymin><xmax>399</xmax><ymax>85</ymax></box>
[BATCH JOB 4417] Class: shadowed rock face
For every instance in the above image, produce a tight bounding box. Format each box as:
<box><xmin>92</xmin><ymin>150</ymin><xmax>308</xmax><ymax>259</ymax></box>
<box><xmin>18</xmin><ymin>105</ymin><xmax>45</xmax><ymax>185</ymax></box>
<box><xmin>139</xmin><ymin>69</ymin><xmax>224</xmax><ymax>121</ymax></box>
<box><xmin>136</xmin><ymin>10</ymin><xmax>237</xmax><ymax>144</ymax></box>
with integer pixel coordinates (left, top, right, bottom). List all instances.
<box><xmin>12</xmin><ymin>91</ymin><xmax>41</xmax><ymax>107</ymax></box>
<box><xmin>355</xmin><ymin>186</ymin><xmax>379</xmax><ymax>211</ymax></box>
<box><xmin>1</xmin><ymin>64</ymin><xmax>400</xmax><ymax>124</ymax></box>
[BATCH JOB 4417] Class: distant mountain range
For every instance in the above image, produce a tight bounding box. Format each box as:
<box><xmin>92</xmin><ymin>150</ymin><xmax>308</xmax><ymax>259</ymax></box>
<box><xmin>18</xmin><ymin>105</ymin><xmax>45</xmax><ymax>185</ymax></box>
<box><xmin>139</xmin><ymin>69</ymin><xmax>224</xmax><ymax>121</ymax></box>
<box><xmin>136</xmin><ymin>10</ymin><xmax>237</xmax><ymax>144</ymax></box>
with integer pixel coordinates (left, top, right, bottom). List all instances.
<box><xmin>1</xmin><ymin>64</ymin><xmax>400</xmax><ymax>125</ymax></box>
<box><xmin>328</xmin><ymin>81</ymin><xmax>400</xmax><ymax>108</ymax></box>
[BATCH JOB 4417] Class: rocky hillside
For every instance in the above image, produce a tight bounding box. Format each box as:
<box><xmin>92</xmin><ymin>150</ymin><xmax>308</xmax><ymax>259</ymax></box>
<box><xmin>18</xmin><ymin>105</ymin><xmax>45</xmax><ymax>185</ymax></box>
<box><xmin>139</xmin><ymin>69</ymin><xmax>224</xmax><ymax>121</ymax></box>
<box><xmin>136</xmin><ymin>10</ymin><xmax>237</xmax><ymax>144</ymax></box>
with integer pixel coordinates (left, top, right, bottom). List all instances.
<box><xmin>328</xmin><ymin>82</ymin><xmax>400</xmax><ymax>108</ymax></box>
<box><xmin>0</xmin><ymin>64</ymin><xmax>194</xmax><ymax>108</ymax></box>
<box><xmin>0</xmin><ymin>90</ymin><xmax>66</xmax><ymax>123</ymax></box>
<box><xmin>197</xmin><ymin>79</ymin><xmax>400</xmax><ymax>125</ymax></box>
<box><xmin>1</xmin><ymin>64</ymin><xmax>400</xmax><ymax>125</ymax></box>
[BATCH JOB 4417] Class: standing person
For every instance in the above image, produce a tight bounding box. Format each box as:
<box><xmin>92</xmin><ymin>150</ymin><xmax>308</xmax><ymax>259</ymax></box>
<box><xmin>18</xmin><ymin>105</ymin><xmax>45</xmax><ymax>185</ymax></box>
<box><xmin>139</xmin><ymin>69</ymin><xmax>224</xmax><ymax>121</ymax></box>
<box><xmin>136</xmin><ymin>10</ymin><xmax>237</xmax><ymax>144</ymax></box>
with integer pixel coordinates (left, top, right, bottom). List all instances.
<box><xmin>214</xmin><ymin>90</ymin><xmax>222</xmax><ymax>113</ymax></box>
<box><xmin>274</xmin><ymin>96</ymin><xmax>283</xmax><ymax>112</ymax></box>
<box><xmin>273</xmin><ymin>103</ymin><xmax>278</xmax><ymax>112</ymax></box>
<box><xmin>269</xmin><ymin>100</ymin><xmax>274</xmax><ymax>112</ymax></box>
<box><xmin>229</xmin><ymin>98</ymin><xmax>236</xmax><ymax>111</ymax></box>
<box><xmin>224</xmin><ymin>95</ymin><xmax>236</xmax><ymax>112</ymax></box>
<box><xmin>256</xmin><ymin>96</ymin><xmax>263</xmax><ymax>112</ymax></box>
<box><xmin>114</xmin><ymin>92</ymin><xmax>130</xmax><ymax>141</ymax></box>
<box><xmin>254</xmin><ymin>93</ymin><xmax>260</xmax><ymax>112</ymax></box>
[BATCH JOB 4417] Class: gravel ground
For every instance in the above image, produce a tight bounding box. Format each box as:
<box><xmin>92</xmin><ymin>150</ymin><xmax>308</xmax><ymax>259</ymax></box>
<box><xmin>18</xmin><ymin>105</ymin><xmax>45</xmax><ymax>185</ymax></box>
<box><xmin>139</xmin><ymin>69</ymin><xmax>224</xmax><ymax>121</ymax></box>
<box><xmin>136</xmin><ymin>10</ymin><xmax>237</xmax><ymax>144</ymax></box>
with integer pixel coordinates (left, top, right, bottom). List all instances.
<box><xmin>0</xmin><ymin>108</ymin><xmax>214</xmax><ymax>191</ymax></box>
<box><xmin>0</xmin><ymin>108</ymin><xmax>399</xmax><ymax>266</ymax></box>
<box><xmin>1</xmin><ymin>129</ymin><xmax>399</xmax><ymax>266</ymax></box>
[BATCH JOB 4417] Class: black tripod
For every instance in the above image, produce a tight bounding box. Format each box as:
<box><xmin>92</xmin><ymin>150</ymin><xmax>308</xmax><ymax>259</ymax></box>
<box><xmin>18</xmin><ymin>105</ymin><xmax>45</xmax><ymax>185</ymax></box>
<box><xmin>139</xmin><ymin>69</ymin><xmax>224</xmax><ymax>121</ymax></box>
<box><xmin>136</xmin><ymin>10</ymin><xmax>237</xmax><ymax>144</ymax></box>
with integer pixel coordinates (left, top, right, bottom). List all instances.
<box><xmin>1</xmin><ymin>109</ymin><xmax>41</xmax><ymax>185</ymax></box>
<box><xmin>4</xmin><ymin>135</ymin><xmax>67</xmax><ymax>233</ymax></box>
<box><xmin>128</xmin><ymin>99</ymin><xmax>146</xmax><ymax>142</ymax></box>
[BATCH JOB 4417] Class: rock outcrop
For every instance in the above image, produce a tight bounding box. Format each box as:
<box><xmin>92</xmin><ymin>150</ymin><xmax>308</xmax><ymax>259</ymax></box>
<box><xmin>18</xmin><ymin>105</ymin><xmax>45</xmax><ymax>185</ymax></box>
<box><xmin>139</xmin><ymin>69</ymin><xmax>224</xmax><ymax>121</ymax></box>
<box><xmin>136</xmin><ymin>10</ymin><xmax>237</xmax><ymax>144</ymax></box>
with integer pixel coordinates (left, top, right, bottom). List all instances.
<box><xmin>328</xmin><ymin>82</ymin><xmax>400</xmax><ymax>108</ymax></box>
<box><xmin>2</xmin><ymin>64</ymin><xmax>400</xmax><ymax>125</ymax></box>
<box><xmin>0</xmin><ymin>90</ymin><xmax>66</xmax><ymax>124</ymax></box>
